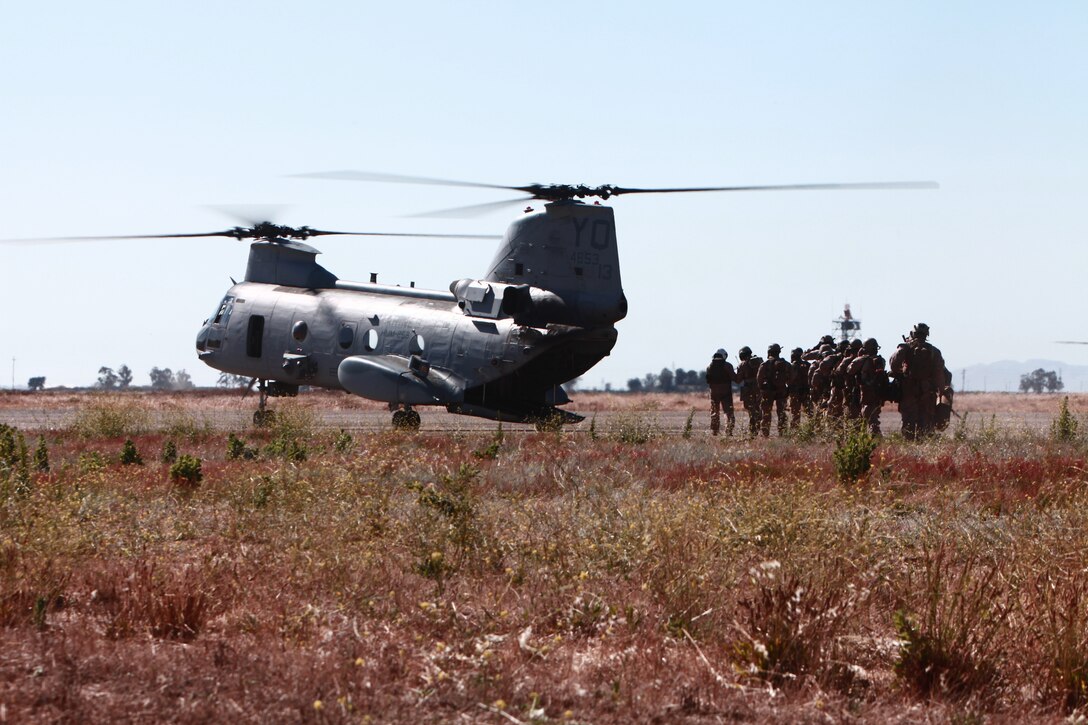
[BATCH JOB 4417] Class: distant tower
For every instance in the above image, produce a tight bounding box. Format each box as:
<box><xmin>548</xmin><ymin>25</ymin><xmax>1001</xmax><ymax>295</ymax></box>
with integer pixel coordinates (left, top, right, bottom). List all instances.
<box><xmin>832</xmin><ymin>303</ymin><xmax>861</xmax><ymax>343</ymax></box>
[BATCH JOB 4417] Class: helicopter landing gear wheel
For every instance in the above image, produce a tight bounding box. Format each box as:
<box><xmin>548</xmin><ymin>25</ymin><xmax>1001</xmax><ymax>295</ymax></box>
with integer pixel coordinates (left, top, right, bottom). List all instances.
<box><xmin>392</xmin><ymin>407</ymin><xmax>421</xmax><ymax>432</ymax></box>
<box><xmin>252</xmin><ymin>381</ymin><xmax>276</xmax><ymax>427</ymax></box>
<box><xmin>253</xmin><ymin>409</ymin><xmax>276</xmax><ymax>427</ymax></box>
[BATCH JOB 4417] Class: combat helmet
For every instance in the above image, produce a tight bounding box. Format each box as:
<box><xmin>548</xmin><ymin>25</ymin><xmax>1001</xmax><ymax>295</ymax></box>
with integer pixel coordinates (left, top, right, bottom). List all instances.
<box><xmin>863</xmin><ymin>337</ymin><xmax>879</xmax><ymax>354</ymax></box>
<box><xmin>767</xmin><ymin>343</ymin><xmax>782</xmax><ymax>357</ymax></box>
<box><xmin>850</xmin><ymin>338</ymin><xmax>863</xmax><ymax>351</ymax></box>
<box><xmin>738</xmin><ymin>346</ymin><xmax>752</xmax><ymax>360</ymax></box>
<box><xmin>837</xmin><ymin>340</ymin><xmax>849</xmax><ymax>353</ymax></box>
<box><xmin>713</xmin><ymin>348</ymin><xmax>727</xmax><ymax>360</ymax></box>
<box><xmin>791</xmin><ymin>347</ymin><xmax>803</xmax><ymax>361</ymax></box>
<box><xmin>913</xmin><ymin>322</ymin><xmax>930</xmax><ymax>339</ymax></box>
<box><xmin>819</xmin><ymin>335</ymin><xmax>835</xmax><ymax>346</ymax></box>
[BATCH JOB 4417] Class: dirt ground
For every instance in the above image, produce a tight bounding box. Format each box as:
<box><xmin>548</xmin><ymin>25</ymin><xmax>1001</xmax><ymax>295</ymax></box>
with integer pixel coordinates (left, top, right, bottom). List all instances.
<box><xmin>0</xmin><ymin>389</ymin><xmax>1083</xmax><ymax>434</ymax></box>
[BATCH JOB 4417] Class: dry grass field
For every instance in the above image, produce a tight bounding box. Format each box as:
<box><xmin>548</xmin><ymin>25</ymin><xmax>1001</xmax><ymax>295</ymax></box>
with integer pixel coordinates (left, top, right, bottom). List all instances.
<box><xmin>2</xmin><ymin>390</ymin><xmax>1088</xmax><ymax>722</ymax></box>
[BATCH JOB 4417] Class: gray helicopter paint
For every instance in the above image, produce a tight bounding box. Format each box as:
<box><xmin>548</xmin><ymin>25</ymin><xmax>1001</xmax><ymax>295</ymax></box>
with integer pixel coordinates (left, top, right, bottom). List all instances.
<box><xmin>195</xmin><ymin>200</ymin><xmax>623</xmax><ymax>421</ymax></box>
<box><xmin>202</xmin><ymin>280</ymin><xmax>534</xmax><ymax>395</ymax></box>
<box><xmin>484</xmin><ymin>201</ymin><xmax>626</xmax><ymax>327</ymax></box>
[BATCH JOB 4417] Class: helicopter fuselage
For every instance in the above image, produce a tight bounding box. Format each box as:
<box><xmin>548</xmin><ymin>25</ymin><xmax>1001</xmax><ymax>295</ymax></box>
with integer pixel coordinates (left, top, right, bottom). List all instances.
<box><xmin>194</xmin><ymin>201</ymin><xmax>626</xmax><ymax>423</ymax></box>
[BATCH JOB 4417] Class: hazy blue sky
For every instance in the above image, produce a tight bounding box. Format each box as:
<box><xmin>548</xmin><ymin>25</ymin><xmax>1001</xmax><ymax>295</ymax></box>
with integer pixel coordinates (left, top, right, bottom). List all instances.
<box><xmin>2</xmin><ymin>2</ymin><xmax>1086</xmax><ymax>389</ymax></box>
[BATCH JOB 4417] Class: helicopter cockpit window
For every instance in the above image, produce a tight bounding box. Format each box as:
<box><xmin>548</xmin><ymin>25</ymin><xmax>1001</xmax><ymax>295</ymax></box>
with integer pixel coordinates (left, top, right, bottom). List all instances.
<box><xmin>213</xmin><ymin>296</ymin><xmax>234</xmax><ymax>326</ymax></box>
<box><xmin>292</xmin><ymin>320</ymin><xmax>308</xmax><ymax>342</ymax></box>
<box><xmin>410</xmin><ymin>334</ymin><xmax>426</xmax><ymax>355</ymax></box>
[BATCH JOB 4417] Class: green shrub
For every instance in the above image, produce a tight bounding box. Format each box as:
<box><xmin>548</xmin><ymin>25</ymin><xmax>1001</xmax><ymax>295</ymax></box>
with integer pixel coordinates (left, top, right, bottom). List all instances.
<box><xmin>682</xmin><ymin>408</ymin><xmax>695</xmax><ymax>439</ymax></box>
<box><xmin>227</xmin><ymin>433</ymin><xmax>257</xmax><ymax>460</ymax></box>
<box><xmin>169</xmin><ymin>454</ymin><xmax>202</xmax><ymax>486</ymax></box>
<box><xmin>33</xmin><ymin>437</ymin><xmax>49</xmax><ymax>472</ymax></box>
<box><xmin>473</xmin><ymin>423</ymin><xmax>503</xmax><ymax>460</ymax></box>
<box><xmin>161</xmin><ymin>440</ymin><xmax>178</xmax><ymax>464</ymax></box>
<box><xmin>120</xmin><ymin>439</ymin><xmax>143</xmax><ymax>466</ymax></box>
<box><xmin>833</xmin><ymin>423</ymin><xmax>877</xmax><ymax>483</ymax></box>
<box><xmin>610</xmin><ymin>413</ymin><xmax>656</xmax><ymax>445</ymax></box>
<box><xmin>262</xmin><ymin>406</ymin><xmax>313</xmax><ymax>461</ymax></box>
<box><xmin>264</xmin><ymin>435</ymin><xmax>307</xmax><ymax>462</ymax></box>
<box><xmin>1051</xmin><ymin>396</ymin><xmax>1079</xmax><ymax>443</ymax></box>
<box><xmin>0</xmin><ymin>424</ymin><xmax>28</xmax><ymax>475</ymax></box>
<box><xmin>78</xmin><ymin>450</ymin><xmax>107</xmax><ymax>473</ymax></box>
<box><xmin>332</xmin><ymin>428</ymin><xmax>353</xmax><ymax>454</ymax></box>
<box><xmin>953</xmin><ymin>411</ymin><xmax>970</xmax><ymax>442</ymax></box>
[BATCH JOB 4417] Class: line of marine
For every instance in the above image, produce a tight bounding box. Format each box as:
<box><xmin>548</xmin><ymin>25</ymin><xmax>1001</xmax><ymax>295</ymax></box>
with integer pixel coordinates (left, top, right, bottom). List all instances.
<box><xmin>705</xmin><ymin>323</ymin><xmax>953</xmax><ymax>439</ymax></box>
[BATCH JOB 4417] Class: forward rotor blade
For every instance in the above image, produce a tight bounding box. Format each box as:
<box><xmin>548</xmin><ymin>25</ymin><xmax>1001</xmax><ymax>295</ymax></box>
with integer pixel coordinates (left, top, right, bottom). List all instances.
<box><xmin>0</xmin><ymin>229</ymin><xmax>501</xmax><ymax>244</ymax></box>
<box><xmin>0</xmin><ymin>230</ymin><xmax>245</xmax><ymax>244</ymax></box>
<box><xmin>609</xmin><ymin>181</ymin><xmax>939</xmax><ymax>195</ymax></box>
<box><xmin>1055</xmin><ymin>341</ymin><xmax>1088</xmax><ymax>345</ymax></box>
<box><xmin>407</xmin><ymin>197</ymin><xmax>536</xmax><ymax>219</ymax></box>
<box><xmin>291</xmin><ymin>169</ymin><xmax>523</xmax><ymax>193</ymax></box>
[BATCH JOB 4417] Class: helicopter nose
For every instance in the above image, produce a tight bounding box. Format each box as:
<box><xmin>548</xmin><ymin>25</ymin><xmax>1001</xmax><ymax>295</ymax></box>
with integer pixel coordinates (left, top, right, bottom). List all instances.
<box><xmin>196</xmin><ymin>324</ymin><xmax>210</xmax><ymax>352</ymax></box>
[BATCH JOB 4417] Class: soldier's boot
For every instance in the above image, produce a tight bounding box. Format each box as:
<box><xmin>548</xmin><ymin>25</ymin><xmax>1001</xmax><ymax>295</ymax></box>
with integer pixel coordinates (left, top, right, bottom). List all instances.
<box><xmin>710</xmin><ymin>406</ymin><xmax>720</xmax><ymax>436</ymax></box>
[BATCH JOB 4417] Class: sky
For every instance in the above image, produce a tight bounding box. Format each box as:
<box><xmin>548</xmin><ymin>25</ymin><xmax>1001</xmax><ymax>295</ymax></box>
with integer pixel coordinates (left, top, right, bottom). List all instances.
<box><xmin>2</xmin><ymin>2</ymin><xmax>1086</xmax><ymax>391</ymax></box>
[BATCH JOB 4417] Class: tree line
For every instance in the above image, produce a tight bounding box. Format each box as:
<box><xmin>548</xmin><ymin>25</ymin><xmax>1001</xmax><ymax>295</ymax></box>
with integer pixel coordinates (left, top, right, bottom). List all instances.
<box><xmin>95</xmin><ymin>365</ymin><xmax>194</xmax><ymax>391</ymax></box>
<box><xmin>626</xmin><ymin>367</ymin><xmax>707</xmax><ymax>393</ymax></box>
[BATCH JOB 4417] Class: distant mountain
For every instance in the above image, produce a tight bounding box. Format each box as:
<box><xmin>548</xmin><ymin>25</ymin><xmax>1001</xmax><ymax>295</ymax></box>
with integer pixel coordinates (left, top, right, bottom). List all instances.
<box><xmin>956</xmin><ymin>360</ymin><xmax>1088</xmax><ymax>393</ymax></box>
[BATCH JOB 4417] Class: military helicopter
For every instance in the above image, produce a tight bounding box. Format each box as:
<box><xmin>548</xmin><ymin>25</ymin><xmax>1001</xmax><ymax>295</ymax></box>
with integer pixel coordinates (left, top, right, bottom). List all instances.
<box><xmin>9</xmin><ymin>173</ymin><xmax>936</xmax><ymax>429</ymax></box>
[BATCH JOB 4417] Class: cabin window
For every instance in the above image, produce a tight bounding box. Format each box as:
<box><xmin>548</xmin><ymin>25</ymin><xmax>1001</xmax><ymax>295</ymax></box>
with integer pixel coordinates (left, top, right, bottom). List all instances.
<box><xmin>292</xmin><ymin>320</ymin><xmax>308</xmax><ymax>342</ymax></box>
<box><xmin>338</xmin><ymin>325</ymin><xmax>355</xmax><ymax>350</ymax></box>
<box><xmin>247</xmin><ymin>315</ymin><xmax>265</xmax><ymax>358</ymax></box>
<box><xmin>364</xmin><ymin>329</ymin><xmax>379</xmax><ymax>351</ymax></box>
<box><xmin>410</xmin><ymin>334</ymin><xmax>426</xmax><ymax>355</ymax></box>
<box><xmin>213</xmin><ymin>296</ymin><xmax>233</xmax><ymax>325</ymax></box>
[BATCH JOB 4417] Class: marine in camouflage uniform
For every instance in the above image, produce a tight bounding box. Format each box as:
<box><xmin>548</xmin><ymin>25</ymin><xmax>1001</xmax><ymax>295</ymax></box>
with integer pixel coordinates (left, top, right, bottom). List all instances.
<box><xmin>850</xmin><ymin>338</ymin><xmax>888</xmax><ymax>436</ymax></box>
<box><xmin>802</xmin><ymin>335</ymin><xmax>836</xmax><ymax>362</ymax></box>
<box><xmin>827</xmin><ymin>341</ymin><xmax>852</xmax><ymax>421</ymax></box>
<box><xmin>844</xmin><ymin>338</ymin><xmax>864</xmax><ymax>421</ymax></box>
<box><xmin>734</xmin><ymin>346</ymin><xmax>764</xmax><ymax>436</ymax></box>
<box><xmin>809</xmin><ymin>344</ymin><xmax>838</xmax><ymax>414</ymax></box>
<box><xmin>788</xmin><ymin>347</ymin><xmax>812</xmax><ymax>429</ymax></box>
<box><xmin>705</xmin><ymin>349</ymin><xmax>736</xmax><ymax>436</ymax></box>
<box><xmin>757</xmin><ymin>344</ymin><xmax>791</xmax><ymax>436</ymax></box>
<box><xmin>889</xmin><ymin>323</ymin><xmax>946</xmax><ymax>440</ymax></box>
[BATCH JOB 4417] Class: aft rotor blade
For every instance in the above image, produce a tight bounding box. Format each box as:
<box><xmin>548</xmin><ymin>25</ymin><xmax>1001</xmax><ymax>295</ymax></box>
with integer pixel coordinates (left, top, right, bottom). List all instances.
<box><xmin>291</xmin><ymin>169</ymin><xmax>525</xmax><ymax>193</ymax></box>
<box><xmin>307</xmin><ymin>230</ymin><xmax>503</xmax><ymax>239</ymax></box>
<box><xmin>408</xmin><ymin>197</ymin><xmax>536</xmax><ymax>219</ymax></box>
<box><xmin>608</xmin><ymin>181</ymin><xmax>939</xmax><ymax>196</ymax></box>
<box><xmin>1055</xmin><ymin>341</ymin><xmax>1088</xmax><ymax>345</ymax></box>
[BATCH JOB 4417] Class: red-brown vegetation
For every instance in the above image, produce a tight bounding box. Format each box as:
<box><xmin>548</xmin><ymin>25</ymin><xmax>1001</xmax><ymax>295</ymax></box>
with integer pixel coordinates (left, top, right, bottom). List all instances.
<box><xmin>1</xmin><ymin>393</ymin><xmax>1088</xmax><ymax>722</ymax></box>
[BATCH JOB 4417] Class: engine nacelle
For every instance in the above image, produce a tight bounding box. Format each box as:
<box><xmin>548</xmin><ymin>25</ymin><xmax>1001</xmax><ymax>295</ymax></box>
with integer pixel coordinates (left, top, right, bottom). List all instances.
<box><xmin>450</xmin><ymin>278</ymin><xmax>571</xmax><ymax>327</ymax></box>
